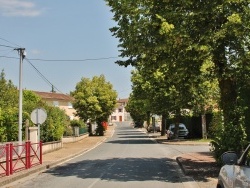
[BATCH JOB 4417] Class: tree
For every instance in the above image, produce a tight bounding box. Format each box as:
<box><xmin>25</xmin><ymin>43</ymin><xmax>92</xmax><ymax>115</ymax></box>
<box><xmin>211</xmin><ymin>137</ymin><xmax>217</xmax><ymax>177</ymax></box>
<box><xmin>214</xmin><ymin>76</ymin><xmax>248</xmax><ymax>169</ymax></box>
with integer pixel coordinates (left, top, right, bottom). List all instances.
<box><xmin>106</xmin><ymin>0</ymin><xmax>213</xmax><ymax>138</ymax></box>
<box><xmin>106</xmin><ymin>0</ymin><xmax>250</xmax><ymax>157</ymax></box>
<box><xmin>41</xmin><ymin>106</ymin><xmax>69</xmax><ymax>142</ymax></box>
<box><xmin>0</xmin><ymin>70</ymin><xmax>19</xmax><ymax>141</ymax></box>
<box><xmin>23</xmin><ymin>90</ymin><xmax>69</xmax><ymax>142</ymax></box>
<box><xmin>125</xmin><ymin>94</ymin><xmax>149</xmax><ymax>127</ymax></box>
<box><xmin>71</xmin><ymin>75</ymin><xmax>117</xmax><ymax>136</ymax></box>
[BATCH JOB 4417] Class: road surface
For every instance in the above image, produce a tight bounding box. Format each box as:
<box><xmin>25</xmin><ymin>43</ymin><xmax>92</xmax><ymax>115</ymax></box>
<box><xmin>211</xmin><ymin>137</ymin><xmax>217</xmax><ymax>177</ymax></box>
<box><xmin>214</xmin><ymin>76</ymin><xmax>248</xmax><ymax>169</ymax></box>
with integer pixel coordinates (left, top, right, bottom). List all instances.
<box><xmin>9</xmin><ymin>122</ymin><xmax>203</xmax><ymax>188</ymax></box>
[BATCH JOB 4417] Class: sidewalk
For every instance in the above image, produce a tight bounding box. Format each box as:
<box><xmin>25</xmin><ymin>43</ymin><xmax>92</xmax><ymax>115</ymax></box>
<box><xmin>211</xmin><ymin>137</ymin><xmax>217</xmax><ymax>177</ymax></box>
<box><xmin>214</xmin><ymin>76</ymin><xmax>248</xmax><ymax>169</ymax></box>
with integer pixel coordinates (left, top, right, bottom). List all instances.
<box><xmin>0</xmin><ymin>126</ymin><xmax>219</xmax><ymax>188</ymax></box>
<box><xmin>149</xmin><ymin>132</ymin><xmax>220</xmax><ymax>188</ymax></box>
<box><xmin>0</xmin><ymin>126</ymin><xmax>115</xmax><ymax>187</ymax></box>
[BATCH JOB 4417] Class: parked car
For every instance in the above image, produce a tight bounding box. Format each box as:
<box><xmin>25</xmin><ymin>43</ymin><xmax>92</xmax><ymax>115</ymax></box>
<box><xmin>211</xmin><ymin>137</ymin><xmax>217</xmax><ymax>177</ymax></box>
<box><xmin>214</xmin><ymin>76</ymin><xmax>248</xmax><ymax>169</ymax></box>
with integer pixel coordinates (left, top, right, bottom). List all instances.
<box><xmin>167</xmin><ymin>123</ymin><xmax>189</xmax><ymax>139</ymax></box>
<box><xmin>133</xmin><ymin>121</ymin><xmax>141</xmax><ymax>128</ymax></box>
<box><xmin>217</xmin><ymin>144</ymin><xmax>250</xmax><ymax>188</ymax></box>
<box><xmin>147</xmin><ymin>124</ymin><xmax>161</xmax><ymax>132</ymax></box>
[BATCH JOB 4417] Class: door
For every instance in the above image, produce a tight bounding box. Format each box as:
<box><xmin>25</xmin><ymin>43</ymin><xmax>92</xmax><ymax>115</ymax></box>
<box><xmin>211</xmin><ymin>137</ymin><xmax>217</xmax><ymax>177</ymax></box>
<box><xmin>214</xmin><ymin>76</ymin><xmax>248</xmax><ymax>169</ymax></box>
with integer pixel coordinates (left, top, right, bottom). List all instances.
<box><xmin>119</xmin><ymin>116</ymin><xmax>122</xmax><ymax>122</ymax></box>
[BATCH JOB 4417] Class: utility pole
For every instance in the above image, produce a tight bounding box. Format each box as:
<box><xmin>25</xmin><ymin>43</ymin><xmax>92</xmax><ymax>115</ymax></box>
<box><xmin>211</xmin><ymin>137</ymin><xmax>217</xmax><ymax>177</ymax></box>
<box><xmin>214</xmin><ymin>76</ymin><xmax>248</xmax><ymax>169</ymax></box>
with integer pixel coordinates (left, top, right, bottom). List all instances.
<box><xmin>15</xmin><ymin>48</ymin><xmax>26</xmax><ymax>146</ymax></box>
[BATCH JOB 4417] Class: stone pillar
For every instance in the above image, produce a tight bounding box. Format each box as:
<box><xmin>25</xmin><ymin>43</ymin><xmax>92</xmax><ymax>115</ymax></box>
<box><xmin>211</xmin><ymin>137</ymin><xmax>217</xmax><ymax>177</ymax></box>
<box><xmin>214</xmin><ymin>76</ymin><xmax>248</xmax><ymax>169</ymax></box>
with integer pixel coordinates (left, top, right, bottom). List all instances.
<box><xmin>29</xmin><ymin>127</ymin><xmax>38</xmax><ymax>143</ymax></box>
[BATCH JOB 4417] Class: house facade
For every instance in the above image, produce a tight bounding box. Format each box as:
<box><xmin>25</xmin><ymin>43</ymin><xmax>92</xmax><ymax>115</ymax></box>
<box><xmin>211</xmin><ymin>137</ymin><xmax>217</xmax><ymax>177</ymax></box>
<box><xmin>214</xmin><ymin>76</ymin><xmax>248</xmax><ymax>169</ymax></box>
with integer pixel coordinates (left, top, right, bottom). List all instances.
<box><xmin>34</xmin><ymin>91</ymin><xmax>77</xmax><ymax>120</ymax></box>
<box><xmin>109</xmin><ymin>98</ymin><xmax>132</xmax><ymax>122</ymax></box>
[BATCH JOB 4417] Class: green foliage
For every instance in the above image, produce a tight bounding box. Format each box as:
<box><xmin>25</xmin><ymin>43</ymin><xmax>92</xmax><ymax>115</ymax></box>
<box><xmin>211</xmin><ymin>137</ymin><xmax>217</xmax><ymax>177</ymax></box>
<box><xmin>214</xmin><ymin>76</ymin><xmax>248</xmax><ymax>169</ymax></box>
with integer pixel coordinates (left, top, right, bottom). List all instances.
<box><xmin>64</xmin><ymin>119</ymin><xmax>87</xmax><ymax>136</ymax></box>
<box><xmin>70</xmin><ymin>119</ymin><xmax>85</xmax><ymax>128</ymax></box>
<box><xmin>41</xmin><ymin>106</ymin><xmax>69</xmax><ymax>142</ymax></box>
<box><xmin>0</xmin><ymin>70</ymin><xmax>70</xmax><ymax>142</ymax></box>
<box><xmin>208</xmin><ymin>111</ymin><xmax>224</xmax><ymax>139</ymax></box>
<box><xmin>71</xmin><ymin>74</ymin><xmax>117</xmax><ymax>136</ymax></box>
<box><xmin>106</xmin><ymin>0</ymin><xmax>250</xmax><ymax>161</ymax></box>
<box><xmin>64</xmin><ymin>125</ymin><xmax>74</xmax><ymax>136</ymax></box>
<box><xmin>209</xmin><ymin>107</ymin><xmax>247</xmax><ymax>163</ymax></box>
<box><xmin>125</xmin><ymin>93</ymin><xmax>148</xmax><ymax>125</ymax></box>
<box><xmin>96</xmin><ymin>120</ymin><xmax>105</xmax><ymax>136</ymax></box>
<box><xmin>0</xmin><ymin>70</ymin><xmax>19</xmax><ymax>142</ymax></box>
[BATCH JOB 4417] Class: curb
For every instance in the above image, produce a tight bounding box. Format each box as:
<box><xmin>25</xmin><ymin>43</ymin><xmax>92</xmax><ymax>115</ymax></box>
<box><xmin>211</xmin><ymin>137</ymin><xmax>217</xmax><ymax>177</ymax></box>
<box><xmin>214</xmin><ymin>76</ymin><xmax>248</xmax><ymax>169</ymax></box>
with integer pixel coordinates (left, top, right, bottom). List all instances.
<box><xmin>0</xmin><ymin>137</ymin><xmax>107</xmax><ymax>187</ymax></box>
<box><xmin>160</xmin><ymin>141</ymin><xmax>210</xmax><ymax>146</ymax></box>
<box><xmin>176</xmin><ymin>157</ymin><xmax>188</xmax><ymax>175</ymax></box>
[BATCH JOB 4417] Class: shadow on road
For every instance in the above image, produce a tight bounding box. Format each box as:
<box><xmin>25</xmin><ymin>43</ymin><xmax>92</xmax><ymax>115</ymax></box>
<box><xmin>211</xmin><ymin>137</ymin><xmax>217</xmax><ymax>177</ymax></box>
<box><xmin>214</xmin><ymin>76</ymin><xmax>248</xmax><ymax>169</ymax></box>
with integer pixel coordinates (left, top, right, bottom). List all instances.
<box><xmin>45</xmin><ymin>157</ymin><xmax>186</xmax><ymax>183</ymax></box>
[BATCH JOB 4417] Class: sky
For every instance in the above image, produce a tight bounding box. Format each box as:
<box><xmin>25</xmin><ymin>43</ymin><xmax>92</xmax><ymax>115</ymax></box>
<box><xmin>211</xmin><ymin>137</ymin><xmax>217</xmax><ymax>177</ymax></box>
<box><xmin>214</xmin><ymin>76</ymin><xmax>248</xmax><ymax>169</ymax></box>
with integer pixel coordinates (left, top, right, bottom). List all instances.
<box><xmin>0</xmin><ymin>0</ymin><xmax>133</xmax><ymax>99</ymax></box>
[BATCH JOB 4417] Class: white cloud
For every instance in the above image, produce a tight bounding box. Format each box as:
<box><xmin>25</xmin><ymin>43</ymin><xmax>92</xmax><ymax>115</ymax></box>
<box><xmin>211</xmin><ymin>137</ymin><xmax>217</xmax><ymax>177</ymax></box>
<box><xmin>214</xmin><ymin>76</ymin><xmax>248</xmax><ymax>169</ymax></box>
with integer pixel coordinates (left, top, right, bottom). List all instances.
<box><xmin>30</xmin><ymin>49</ymin><xmax>42</xmax><ymax>55</ymax></box>
<box><xmin>0</xmin><ymin>0</ymin><xmax>42</xmax><ymax>17</ymax></box>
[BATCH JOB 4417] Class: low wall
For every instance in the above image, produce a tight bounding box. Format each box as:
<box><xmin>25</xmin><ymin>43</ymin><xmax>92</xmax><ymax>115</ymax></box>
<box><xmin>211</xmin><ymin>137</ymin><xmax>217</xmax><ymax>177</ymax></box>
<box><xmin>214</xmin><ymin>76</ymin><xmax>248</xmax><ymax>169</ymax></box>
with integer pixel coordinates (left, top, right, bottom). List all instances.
<box><xmin>0</xmin><ymin>133</ymin><xmax>90</xmax><ymax>155</ymax></box>
<box><xmin>42</xmin><ymin>134</ymin><xmax>88</xmax><ymax>154</ymax></box>
<box><xmin>42</xmin><ymin>141</ymin><xmax>62</xmax><ymax>154</ymax></box>
<box><xmin>62</xmin><ymin>133</ymin><xmax>89</xmax><ymax>143</ymax></box>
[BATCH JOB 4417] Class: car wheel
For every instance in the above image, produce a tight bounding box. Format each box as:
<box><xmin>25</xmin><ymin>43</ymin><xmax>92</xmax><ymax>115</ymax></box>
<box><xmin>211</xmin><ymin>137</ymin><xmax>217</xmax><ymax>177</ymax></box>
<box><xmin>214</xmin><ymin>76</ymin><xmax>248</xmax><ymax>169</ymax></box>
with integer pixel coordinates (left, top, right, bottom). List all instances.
<box><xmin>216</xmin><ymin>183</ymin><xmax>224</xmax><ymax>188</ymax></box>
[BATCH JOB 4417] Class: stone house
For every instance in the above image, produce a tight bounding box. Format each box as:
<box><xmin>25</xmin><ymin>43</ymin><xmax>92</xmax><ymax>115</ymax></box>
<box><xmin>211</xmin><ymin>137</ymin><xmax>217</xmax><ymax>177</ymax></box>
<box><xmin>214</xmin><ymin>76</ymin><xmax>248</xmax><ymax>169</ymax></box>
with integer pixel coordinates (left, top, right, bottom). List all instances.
<box><xmin>109</xmin><ymin>98</ymin><xmax>131</xmax><ymax>122</ymax></box>
<box><xmin>33</xmin><ymin>91</ymin><xmax>78</xmax><ymax>120</ymax></box>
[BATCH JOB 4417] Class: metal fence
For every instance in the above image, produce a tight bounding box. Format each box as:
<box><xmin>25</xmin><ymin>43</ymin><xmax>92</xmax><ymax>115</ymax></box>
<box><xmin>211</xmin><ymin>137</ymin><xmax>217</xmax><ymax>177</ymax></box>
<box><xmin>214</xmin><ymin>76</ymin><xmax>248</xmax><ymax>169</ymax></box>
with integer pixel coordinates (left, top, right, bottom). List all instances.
<box><xmin>0</xmin><ymin>141</ymin><xmax>42</xmax><ymax>177</ymax></box>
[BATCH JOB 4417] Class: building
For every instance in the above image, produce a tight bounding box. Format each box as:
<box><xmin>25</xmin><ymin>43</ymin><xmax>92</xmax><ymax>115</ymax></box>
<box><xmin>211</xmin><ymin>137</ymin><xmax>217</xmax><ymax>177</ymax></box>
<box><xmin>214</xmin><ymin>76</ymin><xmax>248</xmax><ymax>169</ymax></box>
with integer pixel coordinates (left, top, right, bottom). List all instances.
<box><xmin>109</xmin><ymin>98</ymin><xmax>132</xmax><ymax>122</ymax></box>
<box><xmin>33</xmin><ymin>91</ymin><xmax>77</xmax><ymax>120</ymax></box>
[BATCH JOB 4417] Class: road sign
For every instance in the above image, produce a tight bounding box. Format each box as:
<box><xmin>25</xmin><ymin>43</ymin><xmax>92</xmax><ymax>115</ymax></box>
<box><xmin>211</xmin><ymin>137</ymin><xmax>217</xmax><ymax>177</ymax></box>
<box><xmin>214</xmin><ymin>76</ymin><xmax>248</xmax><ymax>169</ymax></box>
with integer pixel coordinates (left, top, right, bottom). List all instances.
<box><xmin>31</xmin><ymin>108</ymin><xmax>47</xmax><ymax>125</ymax></box>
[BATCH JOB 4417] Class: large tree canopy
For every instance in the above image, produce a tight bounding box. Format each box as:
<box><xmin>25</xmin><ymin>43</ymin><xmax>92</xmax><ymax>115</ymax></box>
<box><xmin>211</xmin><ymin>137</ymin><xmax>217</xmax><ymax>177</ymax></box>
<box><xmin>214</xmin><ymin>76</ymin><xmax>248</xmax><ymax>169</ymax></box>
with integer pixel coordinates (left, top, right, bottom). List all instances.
<box><xmin>106</xmin><ymin>0</ymin><xmax>250</xmax><ymax>156</ymax></box>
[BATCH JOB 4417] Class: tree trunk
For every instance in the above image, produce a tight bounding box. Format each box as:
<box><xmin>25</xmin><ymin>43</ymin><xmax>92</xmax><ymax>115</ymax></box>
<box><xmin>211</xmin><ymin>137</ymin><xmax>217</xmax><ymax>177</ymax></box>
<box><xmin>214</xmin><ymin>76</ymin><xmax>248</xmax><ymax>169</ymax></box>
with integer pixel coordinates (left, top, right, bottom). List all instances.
<box><xmin>174</xmin><ymin>109</ymin><xmax>181</xmax><ymax>139</ymax></box>
<box><xmin>161</xmin><ymin>114</ymin><xmax>167</xmax><ymax>136</ymax></box>
<box><xmin>201</xmin><ymin>114</ymin><xmax>207</xmax><ymax>139</ymax></box>
<box><xmin>219</xmin><ymin>78</ymin><xmax>237</xmax><ymax>125</ymax></box>
<box><xmin>214</xmin><ymin>44</ymin><xmax>238</xmax><ymax>126</ymax></box>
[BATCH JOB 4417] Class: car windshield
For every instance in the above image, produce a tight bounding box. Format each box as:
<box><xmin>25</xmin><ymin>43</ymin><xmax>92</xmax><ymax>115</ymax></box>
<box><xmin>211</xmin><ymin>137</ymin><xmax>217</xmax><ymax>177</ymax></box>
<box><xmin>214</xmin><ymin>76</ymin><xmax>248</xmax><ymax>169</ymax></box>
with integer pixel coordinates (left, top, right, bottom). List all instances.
<box><xmin>169</xmin><ymin>124</ymin><xmax>185</xmax><ymax>130</ymax></box>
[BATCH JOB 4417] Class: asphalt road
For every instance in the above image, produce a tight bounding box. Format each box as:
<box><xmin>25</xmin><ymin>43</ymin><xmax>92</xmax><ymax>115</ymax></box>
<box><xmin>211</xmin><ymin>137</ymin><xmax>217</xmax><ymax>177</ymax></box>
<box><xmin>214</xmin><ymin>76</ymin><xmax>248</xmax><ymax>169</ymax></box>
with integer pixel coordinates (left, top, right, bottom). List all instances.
<box><xmin>10</xmin><ymin>122</ymin><xmax>208</xmax><ymax>188</ymax></box>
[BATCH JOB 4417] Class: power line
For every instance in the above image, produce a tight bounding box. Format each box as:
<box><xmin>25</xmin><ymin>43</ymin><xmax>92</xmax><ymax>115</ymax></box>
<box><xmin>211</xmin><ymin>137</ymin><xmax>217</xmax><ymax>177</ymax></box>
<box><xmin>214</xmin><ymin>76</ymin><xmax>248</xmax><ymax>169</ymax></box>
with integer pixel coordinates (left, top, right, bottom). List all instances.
<box><xmin>0</xmin><ymin>55</ymin><xmax>18</xmax><ymax>59</ymax></box>
<box><xmin>0</xmin><ymin>44</ymin><xmax>17</xmax><ymax>49</ymax></box>
<box><xmin>0</xmin><ymin>55</ymin><xmax>120</xmax><ymax>62</ymax></box>
<box><xmin>25</xmin><ymin>58</ymin><xmax>64</xmax><ymax>94</ymax></box>
<box><xmin>0</xmin><ymin>54</ymin><xmax>121</xmax><ymax>94</ymax></box>
<box><xmin>0</xmin><ymin>37</ymin><xmax>21</xmax><ymax>48</ymax></box>
<box><xmin>28</xmin><ymin>56</ymin><xmax>119</xmax><ymax>62</ymax></box>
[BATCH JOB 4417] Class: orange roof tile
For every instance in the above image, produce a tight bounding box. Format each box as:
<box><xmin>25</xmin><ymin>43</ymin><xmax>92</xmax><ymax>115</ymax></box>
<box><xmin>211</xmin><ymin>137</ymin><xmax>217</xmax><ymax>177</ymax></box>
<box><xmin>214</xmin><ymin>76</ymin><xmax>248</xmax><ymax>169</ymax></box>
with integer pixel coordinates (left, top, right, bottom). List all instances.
<box><xmin>33</xmin><ymin>91</ymin><xmax>74</xmax><ymax>101</ymax></box>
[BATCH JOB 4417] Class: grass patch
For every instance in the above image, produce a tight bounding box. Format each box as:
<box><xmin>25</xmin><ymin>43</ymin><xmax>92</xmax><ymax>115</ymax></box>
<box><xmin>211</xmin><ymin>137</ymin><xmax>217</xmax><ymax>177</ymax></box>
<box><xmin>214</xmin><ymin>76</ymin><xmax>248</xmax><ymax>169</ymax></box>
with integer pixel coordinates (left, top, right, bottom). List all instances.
<box><xmin>188</xmin><ymin>138</ymin><xmax>212</xmax><ymax>142</ymax></box>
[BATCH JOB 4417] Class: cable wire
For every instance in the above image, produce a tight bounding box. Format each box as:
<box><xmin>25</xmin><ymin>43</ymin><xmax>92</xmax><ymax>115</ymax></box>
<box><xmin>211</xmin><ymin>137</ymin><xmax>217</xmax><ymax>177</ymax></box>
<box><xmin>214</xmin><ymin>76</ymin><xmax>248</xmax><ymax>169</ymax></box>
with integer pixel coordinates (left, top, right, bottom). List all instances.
<box><xmin>28</xmin><ymin>56</ymin><xmax>119</xmax><ymax>62</ymax></box>
<box><xmin>0</xmin><ymin>44</ymin><xmax>16</xmax><ymax>49</ymax></box>
<box><xmin>0</xmin><ymin>55</ymin><xmax>19</xmax><ymax>59</ymax></box>
<box><xmin>25</xmin><ymin>58</ymin><xmax>64</xmax><ymax>94</ymax></box>
<box><xmin>0</xmin><ymin>37</ymin><xmax>22</xmax><ymax>48</ymax></box>
<box><xmin>0</xmin><ymin>55</ymin><xmax>120</xmax><ymax>62</ymax></box>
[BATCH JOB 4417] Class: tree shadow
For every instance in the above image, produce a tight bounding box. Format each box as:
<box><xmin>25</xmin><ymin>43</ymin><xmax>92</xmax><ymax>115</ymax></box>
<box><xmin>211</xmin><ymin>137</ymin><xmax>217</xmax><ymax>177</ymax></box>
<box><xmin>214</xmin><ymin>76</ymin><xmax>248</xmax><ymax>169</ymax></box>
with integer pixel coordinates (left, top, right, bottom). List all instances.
<box><xmin>117</xmin><ymin>132</ymin><xmax>145</xmax><ymax>136</ymax></box>
<box><xmin>118</xmin><ymin>135</ymin><xmax>149</xmax><ymax>139</ymax></box>
<box><xmin>106</xmin><ymin>139</ymin><xmax>156</xmax><ymax>144</ymax></box>
<box><xmin>177</xmin><ymin>151</ymin><xmax>220</xmax><ymax>180</ymax></box>
<box><xmin>45</xmin><ymin>157</ymin><xmax>185</xmax><ymax>183</ymax></box>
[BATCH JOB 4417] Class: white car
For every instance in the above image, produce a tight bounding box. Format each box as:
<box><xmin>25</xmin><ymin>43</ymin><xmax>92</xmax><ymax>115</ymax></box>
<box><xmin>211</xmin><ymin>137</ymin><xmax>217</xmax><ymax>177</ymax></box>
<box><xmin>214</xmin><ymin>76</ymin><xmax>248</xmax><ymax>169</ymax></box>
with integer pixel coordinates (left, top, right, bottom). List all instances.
<box><xmin>217</xmin><ymin>144</ymin><xmax>250</xmax><ymax>188</ymax></box>
<box><xmin>147</xmin><ymin>124</ymin><xmax>161</xmax><ymax>132</ymax></box>
<box><xmin>167</xmin><ymin>123</ymin><xmax>189</xmax><ymax>139</ymax></box>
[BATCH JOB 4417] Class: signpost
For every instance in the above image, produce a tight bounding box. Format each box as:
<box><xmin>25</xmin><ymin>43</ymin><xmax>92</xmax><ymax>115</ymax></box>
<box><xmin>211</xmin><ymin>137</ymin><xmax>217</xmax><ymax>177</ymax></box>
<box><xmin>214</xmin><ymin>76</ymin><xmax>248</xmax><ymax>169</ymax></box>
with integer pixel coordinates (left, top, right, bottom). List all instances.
<box><xmin>31</xmin><ymin>108</ymin><xmax>47</xmax><ymax>142</ymax></box>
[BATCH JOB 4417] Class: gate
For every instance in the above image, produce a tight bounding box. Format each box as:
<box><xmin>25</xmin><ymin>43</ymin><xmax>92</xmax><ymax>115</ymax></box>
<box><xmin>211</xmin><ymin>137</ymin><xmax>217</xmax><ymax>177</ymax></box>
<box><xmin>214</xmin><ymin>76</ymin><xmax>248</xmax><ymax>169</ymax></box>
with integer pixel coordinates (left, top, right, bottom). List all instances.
<box><xmin>0</xmin><ymin>144</ymin><xmax>10</xmax><ymax>176</ymax></box>
<box><xmin>0</xmin><ymin>141</ymin><xmax>42</xmax><ymax>176</ymax></box>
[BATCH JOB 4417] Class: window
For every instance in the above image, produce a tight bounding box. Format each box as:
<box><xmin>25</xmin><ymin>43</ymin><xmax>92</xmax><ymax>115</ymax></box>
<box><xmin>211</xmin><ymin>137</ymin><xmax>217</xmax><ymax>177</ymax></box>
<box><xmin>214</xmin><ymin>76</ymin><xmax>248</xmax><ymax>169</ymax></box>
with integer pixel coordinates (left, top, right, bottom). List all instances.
<box><xmin>118</xmin><ymin>108</ymin><xmax>123</xmax><ymax>113</ymax></box>
<box><xmin>111</xmin><ymin>116</ymin><xmax>116</xmax><ymax>120</ymax></box>
<box><xmin>53</xmin><ymin>101</ymin><xmax>59</xmax><ymax>107</ymax></box>
<box><xmin>68</xmin><ymin>102</ymin><xmax>73</xmax><ymax>109</ymax></box>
